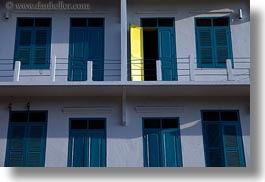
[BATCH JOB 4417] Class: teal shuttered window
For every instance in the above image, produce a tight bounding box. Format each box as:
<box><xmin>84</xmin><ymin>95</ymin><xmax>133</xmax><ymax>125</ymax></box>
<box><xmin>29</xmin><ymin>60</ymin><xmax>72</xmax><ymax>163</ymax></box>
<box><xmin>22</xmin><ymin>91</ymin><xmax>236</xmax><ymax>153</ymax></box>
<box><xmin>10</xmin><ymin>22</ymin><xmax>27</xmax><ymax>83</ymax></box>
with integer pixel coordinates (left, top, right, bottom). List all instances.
<box><xmin>68</xmin><ymin>119</ymin><xmax>106</xmax><ymax>167</ymax></box>
<box><xmin>68</xmin><ymin>18</ymin><xmax>104</xmax><ymax>81</ymax></box>
<box><xmin>143</xmin><ymin>118</ymin><xmax>182</xmax><ymax>167</ymax></box>
<box><xmin>195</xmin><ymin>17</ymin><xmax>233</xmax><ymax>68</ymax></box>
<box><xmin>5</xmin><ymin>111</ymin><xmax>48</xmax><ymax>167</ymax></box>
<box><xmin>15</xmin><ymin>18</ymin><xmax>51</xmax><ymax>69</ymax></box>
<box><xmin>202</xmin><ymin>111</ymin><xmax>246</xmax><ymax>167</ymax></box>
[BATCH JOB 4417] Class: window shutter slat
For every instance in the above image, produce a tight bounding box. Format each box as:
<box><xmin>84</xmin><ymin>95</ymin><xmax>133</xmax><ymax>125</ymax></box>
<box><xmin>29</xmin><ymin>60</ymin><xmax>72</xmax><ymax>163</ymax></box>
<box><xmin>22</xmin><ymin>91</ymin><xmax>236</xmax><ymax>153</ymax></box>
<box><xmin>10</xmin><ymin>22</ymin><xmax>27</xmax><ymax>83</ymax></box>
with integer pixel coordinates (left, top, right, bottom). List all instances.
<box><xmin>223</xmin><ymin>125</ymin><xmax>238</xmax><ymax>148</ymax></box>
<box><xmin>28</xmin><ymin>126</ymin><xmax>42</xmax><ymax>150</ymax></box>
<box><xmin>214</xmin><ymin>28</ymin><xmax>230</xmax><ymax>65</ymax></box>
<box><xmin>10</xmin><ymin>126</ymin><xmax>26</xmax><ymax>150</ymax></box>
<box><xmin>26</xmin><ymin>126</ymin><xmax>45</xmax><ymax>167</ymax></box>
<box><xmin>16</xmin><ymin>30</ymin><xmax>32</xmax><ymax>65</ymax></box>
<box><xmin>34</xmin><ymin>30</ymin><xmax>50</xmax><ymax>66</ymax></box>
<box><xmin>206</xmin><ymin>124</ymin><xmax>222</xmax><ymax>148</ymax></box>
<box><xmin>208</xmin><ymin>150</ymin><xmax>225</xmax><ymax>167</ymax></box>
<box><xmin>226</xmin><ymin>151</ymin><xmax>241</xmax><ymax>167</ymax></box>
<box><xmin>27</xmin><ymin>152</ymin><xmax>42</xmax><ymax>167</ymax></box>
<box><xmin>9</xmin><ymin>152</ymin><xmax>24</xmax><ymax>167</ymax></box>
<box><xmin>6</xmin><ymin>125</ymin><xmax>26</xmax><ymax>167</ymax></box>
<box><xmin>197</xmin><ymin>28</ymin><xmax>213</xmax><ymax>66</ymax></box>
<box><xmin>19</xmin><ymin>30</ymin><xmax>32</xmax><ymax>46</ymax></box>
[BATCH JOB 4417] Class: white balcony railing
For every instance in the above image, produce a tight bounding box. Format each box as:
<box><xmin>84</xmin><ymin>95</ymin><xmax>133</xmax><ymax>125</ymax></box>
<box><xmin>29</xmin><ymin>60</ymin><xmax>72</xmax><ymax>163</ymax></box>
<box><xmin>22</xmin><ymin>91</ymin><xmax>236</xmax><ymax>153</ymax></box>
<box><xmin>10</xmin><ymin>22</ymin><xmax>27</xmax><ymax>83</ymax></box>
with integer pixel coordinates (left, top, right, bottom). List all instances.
<box><xmin>0</xmin><ymin>56</ymin><xmax>250</xmax><ymax>83</ymax></box>
<box><xmin>128</xmin><ymin>56</ymin><xmax>250</xmax><ymax>83</ymax></box>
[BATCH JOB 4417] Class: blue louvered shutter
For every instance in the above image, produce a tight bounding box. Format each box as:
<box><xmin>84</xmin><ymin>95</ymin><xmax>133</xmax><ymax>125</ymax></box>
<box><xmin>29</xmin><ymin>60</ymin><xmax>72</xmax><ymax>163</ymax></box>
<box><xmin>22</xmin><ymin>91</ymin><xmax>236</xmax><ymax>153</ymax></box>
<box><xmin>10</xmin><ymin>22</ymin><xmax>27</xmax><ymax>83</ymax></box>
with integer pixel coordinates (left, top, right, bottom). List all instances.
<box><xmin>33</xmin><ymin>29</ymin><xmax>51</xmax><ymax>68</ymax></box>
<box><xmin>204</xmin><ymin>124</ymin><xmax>225</xmax><ymax>167</ymax></box>
<box><xmin>26</xmin><ymin>125</ymin><xmax>46</xmax><ymax>167</ymax></box>
<box><xmin>223</xmin><ymin>124</ymin><xmax>245</xmax><ymax>167</ymax></box>
<box><xmin>16</xmin><ymin>29</ymin><xmax>33</xmax><ymax>67</ymax></box>
<box><xmin>196</xmin><ymin>28</ymin><xmax>214</xmax><ymax>67</ymax></box>
<box><xmin>214</xmin><ymin>27</ymin><xmax>232</xmax><ymax>67</ymax></box>
<box><xmin>6</xmin><ymin>125</ymin><xmax>26</xmax><ymax>167</ymax></box>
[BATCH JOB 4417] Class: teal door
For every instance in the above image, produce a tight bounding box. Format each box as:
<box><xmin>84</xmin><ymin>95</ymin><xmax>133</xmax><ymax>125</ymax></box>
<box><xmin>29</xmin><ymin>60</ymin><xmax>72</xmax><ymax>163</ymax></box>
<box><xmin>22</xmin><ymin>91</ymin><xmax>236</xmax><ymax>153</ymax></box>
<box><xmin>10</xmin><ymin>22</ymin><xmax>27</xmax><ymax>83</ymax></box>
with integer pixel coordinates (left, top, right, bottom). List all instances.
<box><xmin>143</xmin><ymin>118</ymin><xmax>182</xmax><ymax>167</ymax></box>
<box><xmin>158</xmin><ymin>28</ymin><xmax>177</xmax><ymax>81</ymax></box>
<box><xmin>141</xmin><ymin>18</ymin><xmax>177</xmax><ymax>81</ymax></box>
<box><xmin>69</xmin><ymin>19</ymin><xmax>104</xmax><ymax>81</ymax></box>
<box><xmin>68</xmin><ymin>119</ymin><xmax>106</xmax><ymax>167</ymax></box>
<box><xmin>69</xmin><ymin>28</ymin><xmax>87</xmax><ymax>81</ymax></box>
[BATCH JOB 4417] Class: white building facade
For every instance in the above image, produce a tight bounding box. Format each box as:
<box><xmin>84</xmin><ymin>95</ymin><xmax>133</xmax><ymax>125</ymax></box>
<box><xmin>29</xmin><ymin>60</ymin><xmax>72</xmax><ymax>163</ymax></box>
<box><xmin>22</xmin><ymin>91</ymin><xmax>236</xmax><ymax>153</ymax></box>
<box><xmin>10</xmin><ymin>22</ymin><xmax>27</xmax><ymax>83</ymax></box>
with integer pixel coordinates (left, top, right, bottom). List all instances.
<box><xmin>0</xmin><ymin>0</ymin><xmax>250</xmax><ymax>167</ymax></box>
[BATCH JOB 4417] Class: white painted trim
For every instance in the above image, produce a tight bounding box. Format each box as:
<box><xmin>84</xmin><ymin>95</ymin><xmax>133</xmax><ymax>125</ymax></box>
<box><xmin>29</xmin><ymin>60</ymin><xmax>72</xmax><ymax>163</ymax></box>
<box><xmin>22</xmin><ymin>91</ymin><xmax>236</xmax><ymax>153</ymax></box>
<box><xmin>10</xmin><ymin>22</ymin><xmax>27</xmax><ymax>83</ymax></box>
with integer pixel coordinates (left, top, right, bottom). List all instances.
<box><xmin>87</xmin><ymin>61</ymin><xmax>93</xmax><ymax>82</ymax></box>
<box><xmin>13</xmin><ymin>61</ymin><xmax>21</xmax><ymax>82</ymax></box>
<box><xmin>188</xmin><ymin>9</ymin><xmax>234</xmax><ymax>14</ymax></box>
<box><xmin>226</xmin><ymin>59</ymin><xmax>234</xmax><ymax>81</ymax></box>
<box><xmin>120</xmin><ymin>0</ymin><xmax>128</xmax><ymax>82</ymax></box>
<box><xmin>135</xmin><ymin>10</ymin><xmax>178</xmax><ymax>14</ymax></box>
<box><xmin>135</xmin><ymin>106</ymin><xmax>184</xmax><ymax>113</ymax></box>
<box><xmin>62</xmin><ymin>107</ymin><xmax>113</xmax><ymax>114</ymax></box>
<box><xmin>51</xmin><ymin>56</ymin><xmax>56</xmax><ymax>82</ymax></box>
<box><xmin>156</xmin><ymin>60</ymin><xmax>162</xmax><ymax>81</ymax></box>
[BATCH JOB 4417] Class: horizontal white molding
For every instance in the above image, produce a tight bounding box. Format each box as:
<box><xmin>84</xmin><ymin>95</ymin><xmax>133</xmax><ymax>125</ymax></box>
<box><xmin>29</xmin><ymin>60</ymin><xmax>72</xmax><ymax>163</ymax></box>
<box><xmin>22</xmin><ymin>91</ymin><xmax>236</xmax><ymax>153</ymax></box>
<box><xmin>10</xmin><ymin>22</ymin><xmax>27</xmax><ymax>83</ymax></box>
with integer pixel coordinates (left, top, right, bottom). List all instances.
<box><xmin>189</xmin><ymin>9</ymin><xmax>234</xmax><ymax>14</ymax></box>
<box><xmin>11</xmin><ymin>10</ymin><xmax>110</xmax><ymax>15</ymax></box>
<box><xmin>136</xmin><ymin>10</ymin><xmax>178</xmax><ymax>14</ymax></box>
<box><xmin>62</xmin><ymin>107</ymin><xmax>112</xmax><ymax>114</ymax></box>
<box><xmin>135</xmin><ymin>106</ymin><xmax>184</xmax><ymax>113</ymax></box>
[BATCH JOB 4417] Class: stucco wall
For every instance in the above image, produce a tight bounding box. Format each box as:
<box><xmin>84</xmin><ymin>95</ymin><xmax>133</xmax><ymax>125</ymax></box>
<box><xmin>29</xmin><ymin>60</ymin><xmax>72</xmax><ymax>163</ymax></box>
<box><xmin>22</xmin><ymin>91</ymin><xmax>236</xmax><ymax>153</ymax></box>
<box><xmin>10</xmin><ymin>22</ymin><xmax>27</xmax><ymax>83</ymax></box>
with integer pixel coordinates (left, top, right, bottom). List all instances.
<box><xmin>0</xmin><ymin>0</ymin><xmax>250</xmax><ymax>83</ymax></box>
<box><xmin>0</xmin><ymin>0</ymin><xmax>121</xmax><ymax>82</ymax></box>
<box><xmin>0</xmin><ymin>96</ymin><xmax>250</xmax><ymax>167</ymax></box>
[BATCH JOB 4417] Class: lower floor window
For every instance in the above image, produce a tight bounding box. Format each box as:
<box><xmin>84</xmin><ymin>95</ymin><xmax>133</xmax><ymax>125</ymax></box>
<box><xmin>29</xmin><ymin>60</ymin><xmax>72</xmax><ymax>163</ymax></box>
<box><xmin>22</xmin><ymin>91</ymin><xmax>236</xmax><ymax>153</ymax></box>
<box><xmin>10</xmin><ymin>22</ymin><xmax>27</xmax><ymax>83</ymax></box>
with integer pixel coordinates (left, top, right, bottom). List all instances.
<box><xmin>5</xmin><ymin>111</ymin><xmax>47</xmax><ymax>167</ymax></box>
<box><xmin>143</xmin><ymin>118</ymin><xmax>183</xmax><ymax>167</ymax></box>
<box><xmin>202</xmin><ymin>110</ymin><xmax>246</xmax><ymax>167</ymax></box>
<box><xmin>68</xmin><ymin>118</ymin><xmax>106</xmax><ymax>167</ymax></box>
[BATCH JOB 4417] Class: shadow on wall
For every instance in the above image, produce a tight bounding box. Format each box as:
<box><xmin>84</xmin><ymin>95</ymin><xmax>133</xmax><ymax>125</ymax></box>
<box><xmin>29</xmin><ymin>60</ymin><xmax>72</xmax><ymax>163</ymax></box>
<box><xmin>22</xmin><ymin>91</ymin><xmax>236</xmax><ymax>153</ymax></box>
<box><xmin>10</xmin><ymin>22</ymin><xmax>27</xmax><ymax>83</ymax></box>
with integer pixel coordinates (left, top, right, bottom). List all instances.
<box><xmin>0</xmin><ymin>0</ymin><xmax>250</xmax><ymax>45</ymax></box>
<box><xmin>128</xmin><ymin>0</ymin><xmax>250</xmax><ymax>25</ymax></box>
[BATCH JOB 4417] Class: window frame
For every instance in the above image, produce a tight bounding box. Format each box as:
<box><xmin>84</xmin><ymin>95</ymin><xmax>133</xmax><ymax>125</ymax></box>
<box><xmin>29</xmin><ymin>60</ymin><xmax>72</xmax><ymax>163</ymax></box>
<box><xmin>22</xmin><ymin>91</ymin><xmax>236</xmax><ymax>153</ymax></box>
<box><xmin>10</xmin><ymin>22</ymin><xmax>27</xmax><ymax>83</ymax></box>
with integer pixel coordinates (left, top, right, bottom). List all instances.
<box><xmin>195</xmin><ymin>17</ymin><xmax>233</xmax><ymax>68</ymax></box>
<box><xmin>142</xmin><ymin>117</ymin><xmax>183</xmax><ymax>167</ymax></box>
<box><xmin>67</xmin><ymin>118</ymin><xmax>107</xmax><ymax>167</ymax></box>
<box><xmin>14</xmin><ymin>17</ymin><xmax>52</xmax><ymax>70</ymax></box>
<box><xmin>201</xmin><ymin>110</ymin><xmax>246</xmax><ymax>167</ymax></box>
<box><xmin>5</xmin><ymin>110</ymin><xmax>48</xmax><ymax>167</ymax></box>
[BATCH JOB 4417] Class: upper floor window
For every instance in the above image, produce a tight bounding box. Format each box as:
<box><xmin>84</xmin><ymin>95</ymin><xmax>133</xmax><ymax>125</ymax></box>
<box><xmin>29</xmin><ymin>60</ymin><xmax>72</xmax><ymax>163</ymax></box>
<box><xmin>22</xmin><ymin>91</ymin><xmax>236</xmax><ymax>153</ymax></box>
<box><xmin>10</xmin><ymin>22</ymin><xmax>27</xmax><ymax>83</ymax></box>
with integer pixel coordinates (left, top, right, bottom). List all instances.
<box><xmin>202</xmin><ymin>110</ymin><xmax>246</xmax><ymax>167</ymax></box>
<box><xmin>195</xmin><ymin>17</ymin><xmax>233</xmax><ymax>68</ymax></box>
<box><xmin>14</xmin><ymin>18</ymin><xmax>51</xmax><ymax>69</ymax></box>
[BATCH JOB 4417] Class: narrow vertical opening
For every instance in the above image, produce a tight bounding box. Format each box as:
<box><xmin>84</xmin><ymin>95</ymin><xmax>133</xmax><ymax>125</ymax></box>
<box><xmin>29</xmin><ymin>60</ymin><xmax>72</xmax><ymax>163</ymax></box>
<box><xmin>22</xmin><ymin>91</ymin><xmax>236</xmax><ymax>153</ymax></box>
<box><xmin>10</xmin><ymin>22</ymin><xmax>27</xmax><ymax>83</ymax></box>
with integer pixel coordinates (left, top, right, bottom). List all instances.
<box><xmin>143</xmin><ymin>28</ymin><xmax>158</xmax><ymax>81</ymax></box>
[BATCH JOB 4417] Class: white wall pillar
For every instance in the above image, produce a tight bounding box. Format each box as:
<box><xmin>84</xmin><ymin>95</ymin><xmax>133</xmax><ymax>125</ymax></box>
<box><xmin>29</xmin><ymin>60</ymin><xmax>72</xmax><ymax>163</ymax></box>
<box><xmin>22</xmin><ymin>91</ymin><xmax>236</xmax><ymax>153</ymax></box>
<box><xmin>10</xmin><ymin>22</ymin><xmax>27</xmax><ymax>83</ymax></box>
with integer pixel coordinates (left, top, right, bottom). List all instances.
<box><xmin>51</xmin><ymin>56</ymin><xmax>57</xmax><ymax>82</ymax></box>
<box><xmin>87</xmin><ymin>61</ymin><xmax>93</xmax><ymax>82</ymax></box>
<box><xmin>226</xmin><ymin>59</ymin><xmax>234</xmax><ymax>81</ymax></box>
<box><xmin>13</xmin><ymin>61</ymin><xmax>21</xmax><ymax>82</ymax></box>
<box><xmin>156</xmin><ymin>60</ymin><xmax>162</xmax><ymax>81</ymax></box>
<box><xmin>189</xmin><ymin>55</ymin><xmax>195</xmax><ymax>81</ymax></box>
<box><xmin>121</xmin><ymin>0</ymin><xmax>128</xmax><ymax>82</ymax></box>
